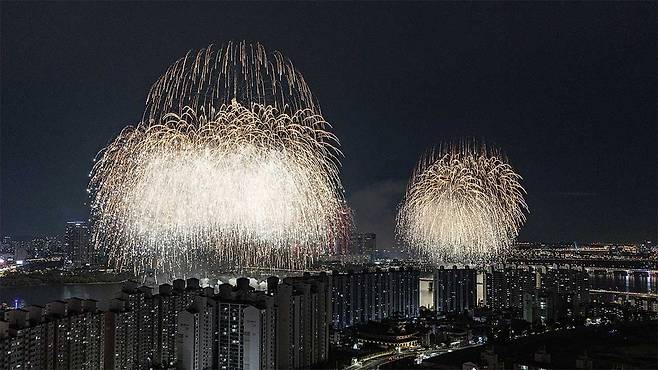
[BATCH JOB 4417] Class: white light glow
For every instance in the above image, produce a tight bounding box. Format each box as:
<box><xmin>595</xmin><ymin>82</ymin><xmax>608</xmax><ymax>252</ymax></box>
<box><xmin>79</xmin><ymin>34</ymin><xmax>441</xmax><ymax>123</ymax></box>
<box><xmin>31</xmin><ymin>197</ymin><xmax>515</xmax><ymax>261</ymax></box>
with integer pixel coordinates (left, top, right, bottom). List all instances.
<box><xmin>396</xmin><ymin>142</ymin><xmax>528</xmax><ymax>263</ymax></box>
<box><xmin>89</xmin><ymin>43</ymin><xmax>348</xmax><ymax>275</ymax></box>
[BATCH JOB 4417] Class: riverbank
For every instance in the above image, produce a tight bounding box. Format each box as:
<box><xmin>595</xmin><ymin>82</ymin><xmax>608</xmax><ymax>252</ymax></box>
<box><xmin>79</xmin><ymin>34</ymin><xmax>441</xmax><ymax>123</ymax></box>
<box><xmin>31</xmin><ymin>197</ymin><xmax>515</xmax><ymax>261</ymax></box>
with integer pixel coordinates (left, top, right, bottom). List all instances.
<box><xmin>0</xmin><ymin>270</ymin><xmax>134</xmax><ymax>287</ymax></box>
<box><xmin>0</xmin><ymin>281</ymin><xmax>127</xmax><ymax>309</ymax></box>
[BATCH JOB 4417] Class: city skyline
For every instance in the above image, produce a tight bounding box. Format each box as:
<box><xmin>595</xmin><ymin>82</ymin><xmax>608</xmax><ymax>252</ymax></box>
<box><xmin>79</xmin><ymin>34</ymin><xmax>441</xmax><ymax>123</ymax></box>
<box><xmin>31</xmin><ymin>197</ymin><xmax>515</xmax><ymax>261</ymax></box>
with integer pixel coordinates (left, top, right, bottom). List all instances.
<box><xmin>1</xmin><ymin>260</ymin><xmax>656</xmax><ymax>369</ymax></box>
<box><xmin>2</xmin><ymin>2</ymin><xmax>656</xmax><ymax>248</ymax></box>
<box><xmin>1</xmin><ymin>3</ymin><xmax>656</xmax><ymax>369</ymax></box>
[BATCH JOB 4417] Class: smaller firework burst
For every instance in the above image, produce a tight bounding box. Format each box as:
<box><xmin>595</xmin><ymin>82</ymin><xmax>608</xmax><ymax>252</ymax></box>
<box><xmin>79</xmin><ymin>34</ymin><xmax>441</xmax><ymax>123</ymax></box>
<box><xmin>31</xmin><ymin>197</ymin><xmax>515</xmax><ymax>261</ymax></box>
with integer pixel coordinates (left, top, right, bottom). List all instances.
<box><xmin>396</xmin><ymin>141</ymin><xmax>528</xmax><ymax>264</ymax></box>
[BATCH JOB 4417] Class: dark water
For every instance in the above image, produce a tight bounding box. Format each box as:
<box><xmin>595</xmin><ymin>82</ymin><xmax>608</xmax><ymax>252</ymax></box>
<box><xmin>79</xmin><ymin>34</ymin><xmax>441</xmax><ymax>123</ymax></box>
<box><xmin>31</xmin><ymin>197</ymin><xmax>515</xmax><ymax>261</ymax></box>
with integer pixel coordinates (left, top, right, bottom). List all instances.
<box><xmin>0</xmin><ymin>283</ymin><xmax>124</xmax><ymax>310</ymax></box>
<box><xmin>0</xmin><ymin>276</ymin><xmax>257</xmax><ymax>310</ymax></box>
<box><xmin>589</xmin><ymin>270</ymin><xmax>658</xmax><ymax>294</ymax></box>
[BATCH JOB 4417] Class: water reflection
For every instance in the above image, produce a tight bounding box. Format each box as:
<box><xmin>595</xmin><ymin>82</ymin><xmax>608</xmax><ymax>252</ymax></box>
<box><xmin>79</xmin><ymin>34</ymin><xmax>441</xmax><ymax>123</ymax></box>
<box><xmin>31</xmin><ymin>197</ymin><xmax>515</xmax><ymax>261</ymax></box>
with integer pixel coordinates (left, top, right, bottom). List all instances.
<box><xmin>589</xmin><ymin>270</ymin><xmax>658</xmax><ymax>294</ymax></box>
<box><xmin>0</xmin><ymin>283</ymin><xmax>124</xmax><ymax>310</ymax></box>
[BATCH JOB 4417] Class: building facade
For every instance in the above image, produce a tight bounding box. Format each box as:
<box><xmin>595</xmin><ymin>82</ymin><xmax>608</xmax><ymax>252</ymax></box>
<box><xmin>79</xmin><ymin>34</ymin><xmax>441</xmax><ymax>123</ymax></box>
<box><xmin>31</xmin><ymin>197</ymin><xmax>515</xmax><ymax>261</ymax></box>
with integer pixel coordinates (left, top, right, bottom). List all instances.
<box><xmin>2</xmin><ymin>274</ymin><xmax>333</xmax><ymax>370</ymax></box>
<box><xmin>433</xmin><ymin>266</ymin><xmax>476</xmax><ymax>315</ymax></box>
<box><xmin>331</xmin><ymin>267</ymin><xmax>419</xmax><ymax>329</ymax></box>
<box><xmin>484</xmin><ymin>266</ymin><xmax>538</xmax><ymax>311</ymax></box>
<box><xmin>0</xmin><ymin>298</ymin><xmax>105</xmax><ymax>370</ymax></box>
<box><xmin>64</xmin><ymin>221</ymin><xmax>93</xmax><ymax>266</ymax></box>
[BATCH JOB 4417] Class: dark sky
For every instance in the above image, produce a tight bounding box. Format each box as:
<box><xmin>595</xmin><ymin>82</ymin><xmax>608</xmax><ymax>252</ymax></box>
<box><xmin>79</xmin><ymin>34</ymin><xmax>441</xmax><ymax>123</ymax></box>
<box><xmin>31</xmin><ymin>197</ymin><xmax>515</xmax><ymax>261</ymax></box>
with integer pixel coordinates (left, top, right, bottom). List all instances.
<box><xmin>1</xmin><ymin>2</ymin><xmax>656</xmax><ymax>247</ymax></box>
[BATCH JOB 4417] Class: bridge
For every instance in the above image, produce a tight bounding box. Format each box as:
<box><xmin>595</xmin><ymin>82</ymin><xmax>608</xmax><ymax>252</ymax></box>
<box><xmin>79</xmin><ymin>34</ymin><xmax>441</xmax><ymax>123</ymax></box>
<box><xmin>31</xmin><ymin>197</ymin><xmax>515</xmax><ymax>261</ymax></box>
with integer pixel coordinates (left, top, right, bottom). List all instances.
<box><xmin>507</xmin><ymin>258</ymin><xmax>657</xmax><ymax>270</ymax></box>
<box><xmin>589</xmin><ymin>289</ymin><xmax>658</xmax><ymax>298</ymax></box>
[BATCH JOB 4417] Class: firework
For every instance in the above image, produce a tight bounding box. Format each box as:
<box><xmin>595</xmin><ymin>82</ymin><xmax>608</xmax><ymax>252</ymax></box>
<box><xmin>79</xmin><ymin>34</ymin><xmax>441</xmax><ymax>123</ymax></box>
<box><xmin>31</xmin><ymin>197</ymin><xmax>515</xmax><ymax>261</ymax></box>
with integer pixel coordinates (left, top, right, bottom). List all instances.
<box><xmin>144</xmin><ymin>41</ymin><xmax>318</xmax><ymax>121</ymax></box>
<box><xmin>395</xmin><ymin>141</ymin><xmax>528</xmax><ymax>264</ymax></box>
<box><xmin>89</xmin><ymin>43</ymin><xmax>347</xmax><ymax>275</ymax></box>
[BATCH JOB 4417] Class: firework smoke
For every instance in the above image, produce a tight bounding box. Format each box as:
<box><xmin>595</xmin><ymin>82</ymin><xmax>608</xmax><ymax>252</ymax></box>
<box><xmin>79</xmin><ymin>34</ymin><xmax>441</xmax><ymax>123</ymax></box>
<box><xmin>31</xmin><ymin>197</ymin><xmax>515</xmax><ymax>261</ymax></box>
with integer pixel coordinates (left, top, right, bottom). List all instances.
<box><xmin>396</xmin><ymin>141</ymin><xmax>528</xmax><ymax>264</ymax></box>
<box><xmin>89</xmin><ymin>43</ymin><xmax>347</xmax><ymax>275</ymax></box>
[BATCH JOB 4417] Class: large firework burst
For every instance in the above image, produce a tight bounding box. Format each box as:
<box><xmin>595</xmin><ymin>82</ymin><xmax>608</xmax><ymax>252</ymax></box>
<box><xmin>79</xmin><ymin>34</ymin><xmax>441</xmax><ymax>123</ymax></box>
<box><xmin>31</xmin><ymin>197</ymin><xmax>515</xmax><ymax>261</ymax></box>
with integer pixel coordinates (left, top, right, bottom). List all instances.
<box><xmin>89</xmin><ymin>42</ymin><xmax>347</xmax><ymax>275</ymax></box>
<box><xmin>396</xmin><ymin>142</ymin><xmax>528</xmax><ymax>264</ymax></box>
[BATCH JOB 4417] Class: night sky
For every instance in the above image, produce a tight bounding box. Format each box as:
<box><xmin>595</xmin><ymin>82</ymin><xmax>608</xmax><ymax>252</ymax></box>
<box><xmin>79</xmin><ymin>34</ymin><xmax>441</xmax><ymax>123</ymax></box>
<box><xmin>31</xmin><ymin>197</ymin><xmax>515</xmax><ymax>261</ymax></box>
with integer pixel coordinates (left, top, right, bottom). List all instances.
<box><xmin>2</xmin><ymin>2</ymin><xmax>656</xmax><ymax>248</ymax></box>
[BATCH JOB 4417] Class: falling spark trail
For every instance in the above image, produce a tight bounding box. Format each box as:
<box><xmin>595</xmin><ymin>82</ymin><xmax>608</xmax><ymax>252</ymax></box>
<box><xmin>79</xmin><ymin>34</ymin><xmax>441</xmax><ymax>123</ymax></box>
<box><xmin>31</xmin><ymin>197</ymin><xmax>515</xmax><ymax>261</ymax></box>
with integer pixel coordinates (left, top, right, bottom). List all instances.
<box><xmin>89</xmin><ymin>43</ymin><xmax>348</xmax><ymax>275</ymax></box>
<box><xmin>396</xmin><ymin>141</ymin><xmax>528</xmax><ymax>264</ymax></box>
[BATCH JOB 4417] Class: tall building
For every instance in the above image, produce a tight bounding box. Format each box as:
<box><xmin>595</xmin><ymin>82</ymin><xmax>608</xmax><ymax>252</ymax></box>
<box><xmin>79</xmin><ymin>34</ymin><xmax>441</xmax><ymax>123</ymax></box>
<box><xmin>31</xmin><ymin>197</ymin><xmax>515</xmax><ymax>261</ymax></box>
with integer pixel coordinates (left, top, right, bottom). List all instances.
<box><xmin>64</xmin><ymin>221</ymin><xmax>92</xmax><ymax>266</ymax></box>
<box><xmin>276</xmin><ymin>273</ymin><xmax>332</xmax><ymax>368</ymax></box>
<box><xmin>211</xmin><ymin>274</ymin><xmax>331</xmax><ymax>370</ymax></box>
<box><xmin>152</xmin><ymin>281</ymin><xmax>196</xmax><ymax>368</ymax></box>
<box><xmin>434</xmin><ymin>266</ymin><xmax>476</xmax><ymax>315</ymax></box>
<box><xmin>483</xmin><ymin>266</ymin><xmax>591</xmax><ymax>323</ymax></box>
<box><xmin>539</xmin><ymin>268</ymin><xmax>590</xmax><ymax>319</ymax></box>
<box><xmin>105</xmin><ymin>299</ymin><xmax>137</xmax><ymax>370</ymax></box>
<box><xmin>0</xmin><ymin>308</ymin><xmax>48</xmax><ymax>370</ymax></box>
<box><xmin>3</xmin><ymin>275</ymin><xmax>333</xmax><ymax>370</ymax></box>
<box><xmin>331</xmin><ymin>267</ymin><xmax>419</xmax><ymax>329</ymax></box>
<box><xmin>484</xmin><ymin>266</ymin><xmax>538</xmax><ymax>312</ymax></box>
<box><xmin>0</xmin><ymin>298</ymin><xmax>105</xmax><ymax>370</ymax></box>
<box><xmin>177</xmin><ymin>296</ymin><xmax>215</xmax><ymax>370</ymax></box>
<box><xmin>540</xmin><ymin>268</ymin><xmax>589</xmax><ymax>302</ymax></box>
<box><xmin>106</xmin><ymin>279</ymin><xmax>199</xmax><ymax>370</ymax></box>
<box><xmin>522</xmin><ymin>288</ymin><xmax>566</xmax><ymax>325</ymax></box>
<box><xmin>535</xmin><ymin>289</ymin><xmax>558</xmax><ymax>324</ymax></box>
<box><xmin>211</xmin><ymin>277</ymin><xmax>277</xmax><ymax>370</ymax></box>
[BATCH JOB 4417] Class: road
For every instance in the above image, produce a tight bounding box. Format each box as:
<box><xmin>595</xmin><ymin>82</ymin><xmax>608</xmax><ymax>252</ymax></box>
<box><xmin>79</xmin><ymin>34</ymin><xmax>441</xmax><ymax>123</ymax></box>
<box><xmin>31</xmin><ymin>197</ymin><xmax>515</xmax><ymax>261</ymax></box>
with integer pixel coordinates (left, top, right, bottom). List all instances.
<box><xmin>344</xmin><ymin>343</ymin><xmax>484</xmax><ymax>370</ymax></box>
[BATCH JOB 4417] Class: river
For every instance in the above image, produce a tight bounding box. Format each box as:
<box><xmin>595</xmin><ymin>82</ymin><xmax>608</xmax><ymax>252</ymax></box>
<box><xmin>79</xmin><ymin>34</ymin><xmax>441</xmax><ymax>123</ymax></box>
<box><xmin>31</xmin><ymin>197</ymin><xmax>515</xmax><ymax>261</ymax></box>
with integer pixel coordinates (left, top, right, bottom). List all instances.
<box><xmin>0</xmin><ymin>282</ymin><xmax>125</xmax><ymax>310</ymax></box>
<box><xmin>0</xmin><ymin>270</ymin><xmax>652</xmax><ymax>311</ymax></box>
